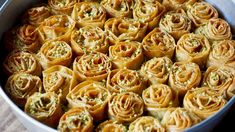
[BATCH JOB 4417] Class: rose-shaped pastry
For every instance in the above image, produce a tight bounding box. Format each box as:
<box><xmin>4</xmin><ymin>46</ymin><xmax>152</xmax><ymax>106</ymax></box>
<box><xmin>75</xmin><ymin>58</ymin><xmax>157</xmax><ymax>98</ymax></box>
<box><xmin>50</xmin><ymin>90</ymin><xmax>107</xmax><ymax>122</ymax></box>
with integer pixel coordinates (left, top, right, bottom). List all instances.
<box><xmin>202</xmin><ymin>66</ymin><xmax>235</xmax><ymax>99</ymax></box>
<box><xmin>129</xmin><ymin>116</ymin><xmax>166</xmax><ymax>132</ymax></box>
<box><xmin>71</xmin><ymin>2</ymin><xmax>106</xmax><ymax>28</ymax></box>
<box><xmin>104</xmin><ymin>18</ymin><xmax>147</xmax><ymax>43</ymax></box>
<box><xmin>162</xmin><ymin>0</ymin><xmax>199</xmax><ymax>11</ymax></box>
<box><xmin>73</xmin><ymin>52</ymin><xmax>112</xmax><ymax>82</ymax></box>
<box><xmin>67</xmin><ymin>80</ymin><xmax>111</xmax><ymax>121</ymax></box>
<box><xmin>38</xmin><ymin>15</ymin><xmax>75</xmax><ymax>42</ymax></box>
<box><xmin>5</xmin><ymin>73</ymin><xmax>42</xmax><ymax>107</ymax></box>
<box><xmin>70</xmin><ymin>26</ymin><xmax>109</xmax><ymax>55</ymax></box>
<box><xmin>58</xmin><ymin>108</ymin><xmax>93</xmax><ymax>132</ymax></box>
<box><xmin>107</xmin><ymin>69</ymin><xmax>145</xmax><ymax>94</ymax></box>
<box><xmin>142</xmin><ymin>28</ymin><xmax>176</xmax><ymax>59</ymax></box>
<box><xmin>169</xmin><ymin>62</ymin><xmax>201</xmax><ymax>96</ymax></box>
<box><xmin>3</xmin><ymin>50</ymin><xmax>41</xmax><ymax>76</ymax></box>
<box><xmin>109</xmin><ymin>41</ymin><xmax>143</xmax><ymax>70</ymax></box>
<box><xmin>108</xmin><ymin>92</ymin><xmax>144</xmax><ymax>124</ymax></box>
<box><xmin>49</xmin><ymin>0</ymin><xmax>78</xmax><ymax>15</ymax></box>
<box><xmin>187</xmin><ymin>2</ymin><xmax>218</xmax><ymax>27</ymax></box>
<box><xmin>195</xmin><ymin>18</ymin><xmax>232</xmax><ymax>42</ymax></box>
<box><xmin>133</xmin><ymin>0</ymin><xmax>165</xmax><ymax>30</ymax></box>
<box><xmin>4</xmin><ymin>24</ymin><xmax>40</xmax><ymax>53</ymax></box>
<box><xmin>25</xmin><ymin>92</ymin><xmax>63</xmax><ymax>127</ymax></box>
<box><xmin>37</xmin><ymin>40</ymin><xmax>72</xmax><ymax>69</ymax></box>
<box><xmin>176</xmin><ymin>33</ymin><xmax>211</xmax><ymax>68</ymax></box>
<box><xmin>96</xmin><ymin>120</ymin><xmax>127</xmax><ymax>132</ymax></box>
<box><xmin>101</xmin><ymin>0</ymin><xmax>133</xmax><ymax>18</ymax></box>
<box><xmin>161</xmin><ymin>108</ymin><xmax>201</xmax><ymax>132</ymax></box>
<box><xmin>159</xmin><ymin>9</ymin><xmax>192</xmax><ymax>40</ymax></box>
<box><xmin>140</xmin><ymin>57</ymin><xmax>173</xmax><ymax>85</ymax></box>
<box><xmin>22</xmin><ymin>5</ymin><xmax>52</xmax><ymax>26</ymax></box>
<box><xmin>207</xmin><ymin>40</ymin><xmax>235</xmax><ymax>68</ymax></box>
<box><xmin>43</xmin><ymin>65</ymin><xmax>77</xmax><ymax>102</ymax></box>
<box><xmin>183</xmin><ymin>87</ymin><xmax>227</xmax><ymax>119</ymax></box>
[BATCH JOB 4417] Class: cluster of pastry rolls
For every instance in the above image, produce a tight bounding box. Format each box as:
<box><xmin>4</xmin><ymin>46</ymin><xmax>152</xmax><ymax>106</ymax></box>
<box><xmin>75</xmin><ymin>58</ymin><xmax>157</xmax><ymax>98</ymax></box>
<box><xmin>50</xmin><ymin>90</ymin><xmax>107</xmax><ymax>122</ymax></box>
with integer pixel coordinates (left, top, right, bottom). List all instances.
<box><xmin>3</xmin><ymin>0</ymin><xmax>235</xmax><ymax>131</ymax></box>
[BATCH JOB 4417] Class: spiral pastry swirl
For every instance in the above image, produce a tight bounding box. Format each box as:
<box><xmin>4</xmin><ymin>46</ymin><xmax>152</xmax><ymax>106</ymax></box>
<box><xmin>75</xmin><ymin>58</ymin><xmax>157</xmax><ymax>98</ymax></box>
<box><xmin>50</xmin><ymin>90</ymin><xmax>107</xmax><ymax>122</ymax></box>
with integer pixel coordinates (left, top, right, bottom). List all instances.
<box><xmin>142</xmin><ymin>28</ymin><xmax>176</xmax><ymax>59</ymax></box>
<box><xmin>104</xmin><ymin>18</ymin><xmax>147</xmax><ymax>43</ymax></box>
<box><xmin>3</xmin><ymin>50</ymin><xmax>41</xmax><ymax>76</ymax></box>
<box><xmin>202</xmin><ymin>66</ymin><xmax>235</xmax><ymax>99</ymax></box>
<box><xmin>37</xmin><ymin>40</ymin><xmax>72</xmax><ymax>69</ymax></box>
<box><xmin>195</xmin><ymin>18</ymin><xmax>232</xmax><ymax>42</ymax></box>
<box><xmin>107</xmin><ymin>69</ymin><xmax>145</xmax><ymax>94</ymax></box>
<box><xmin>49</xmin><ymin>0</ymin><xmax>78</xmax><ymax>15</ymax></box>
<box><xmin>187</xmin><ymin>2</ymin><xmax>218</xmax><ymax>27</ymax></box>
<box><xmin>161</xmin><ymin>108</ymin><xmax>201</xmax><ymax>132</ymax></box>
<box><xmin>108</xmin><ymin>92</ymin><xmax>144</xmax><ymax>124</ymax></box>
<box><xmin>162</xmin><ymin>0</ymin><xmax>200</xmax><ymax>11</ymax></box>
<box><xmin>159</xmin><ymin>9</ymin><xmax>192</xmax><ymax>40</ymax></box>
<box><xmin>140</xmin><ymin>57</ymin><xmax>173</xmax><ymax>85</ymax></box>
<box><xmin>169</xmin><ymin>62</ymin><xmax>201</xmax><ymax>96</ymax></box>
<box><xmin>58</xmin><ymin>108</ymin><xmax>93</xmax><ymax>132</ymax></box>
<box><xmin>4</xmin><ymin>24</ymin><xmax>40</xmax><ymax>53</ymax></box>
<box><xmin>129</xmin><ymin>116</ymin><xmax>166</xmax><ymax>132</ymax></box>
<box><xmin>67</xmin><ymin>80</ymin><xmax>111</xmax><ymax>121</ymax></box>
<box><xmin>71</xmin><ymin>2</ymin><xmax>106</xmax><ymax>28</ymax></box>
<box><xmin>25</xmin><ymin>92</ymin><xmax>63</xmax><ymax>127</ymax></box>
<box><xmin>5</xmin><ymin>73</ymin><xmax>42</xmax><ymax>107</ymax></box>
<box><xmin>207</xmin><ymin>40</ymin><xmax>235</xmax><ymax>68</ymax></box>
<box><xmin>133</xmin><ymin>0</ymin><xmax>165</xmax><ymax>30</ymax></box>
<box><xmin>96</xmin><ymin>120</ymin><xmax>127</xmax><ymax>132</ymax></box>
<box><xmin>101</xmin><ymin>0</ymin><xmax>133</xmax><ymax>18</ymax></box>
<box><xmin>109</xmin><ymin>41</ymin><xmax>143</xmax><ymax>70</ymax></box>
<box><xmin>38</xmin><ymin>15</ymin><xmax>75</xmax><ymax>42</ymax></box>
<box><xmin>183</xmin><ymin>87</ymin><xmax>227</xmax><ymax>119</ymax></box>
<box><xmin>70</xmin><ymin>26</ymin><xmax>109</xmax><ymax>55</ymax></box>
<box><xmin>176</xmin><ymin>33</ymin><xmax>211</xmax><ymax>68</ymax></box>
<box><xmin>73</xmin><ymin>52</ymin><xmax>112</xmax><ymax>82</ymax></box>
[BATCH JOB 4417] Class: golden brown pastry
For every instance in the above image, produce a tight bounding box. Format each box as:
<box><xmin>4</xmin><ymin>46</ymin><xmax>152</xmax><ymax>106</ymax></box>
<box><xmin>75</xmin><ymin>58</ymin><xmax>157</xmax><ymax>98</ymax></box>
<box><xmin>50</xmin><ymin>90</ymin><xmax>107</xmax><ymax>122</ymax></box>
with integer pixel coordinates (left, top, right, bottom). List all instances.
<box><xmin>109</xmin><ymin>41</ymin><xmax>143</xmax><ymax>70</ymax></box>
<box><xmin>162</xmin><ymin>0</ymin><xmax>200</xmax><ymax>11</ymax></box>
<box><xmin>71</xmin><ymin>2</ymin><xmax>106</xmax><ymax>28</ymax></box>
<box><xmin>104</xmin><ymin>18</ymin><xmax>148</xmax><ymax>43</ymax></box>
<box><xmin>73</xmin><ymin>52</ymin><xmax>112</xmax><ymax>82</ymax></box>
<box><xmin>107</xmin><ymin>69</ymin><xmax>145</xmax><ymax>94</ymax></box>
<box><xmin>43</xmin><ymin>65</ymin><xmax>77</xmax><ymax>102</ymax></box>
<box><xmin>108</xmin><ymin>92</ymin><xmax>144</xmax><ymax>124</ymax></box>
<box><xmin>169</xmin><ymin>62</ymin><xmax>201</xmax><ymax>96</ymax></box>
<box><xmin>128</xmin><ymin>116</ymin><xmax>166</xmax><ymax>132</ymax></box>
<box><xmin>101</xmin><ymin>0</ymin><xmax>133</xmax><ymax>18</ymax></box>
<box><xmin>22</xmin><ymin>5</ymin><xmax>52</xmax><ymax>26</ymax></box>
<box><xmin>195</xmin><ymin>18</ymin><xmax>232</xmax><ymax>42</ymax></box>
<box><xmin>183</xmin><ymin>87</ymin><xmax>227</xmax><ymax>119</ymax></box>
<box><xmin>48</xmin><ymin>0</ymin><xmax>78</xmax><ymax>15</ymax></box>
<box><xmin>176</xmin><ymin>33</ymin><xmax>211</xmax><ymax>68</ymax></box>
<box><xmin>3</xmin><ymin>50</ymin><xmax>41</xmax><ymax>76</ymax></box>
<box><xmin>161</xmin><ymin>108</ymin><xmax>201</xmax><ymax>132</ymax></box>
<box><xmin>4</xmin><ymin>24</ymin><xmax>40</xmax><ymax>53</ymax></box>
<box><xmin>70</xmin><ymin>26</ymin><xmax>109</xmax><ymax>55</ymax></box>
<box><xmin>96</xmin><ymin>120</ymin><xmax>127</xmax><ymax>132</ymax></box>
<box><xmin>37</xmin><ymin>40</ymin><xmax>72</xmax><ymax>69</ymax></box>
<box><xmin>140</xmin><ymin>57</ymin><xmax>173</xmax><ymax>85</ymax></box>
<box><xmin>159</xmin><ymin>9</ymin><xmax>192</xmax><ymax>40</ymax></box>
<box><xmin>38</xmin><ymin>15</ymin><xmax>75</xmax><ymax>42</ymax></box>
<box><xmin>187</xmin><ymin>2</ymin><xmax>218</xmax><ymax>27</ymax></box>
<box><xmin>58</xmin><ymin>108</ymin><xmax>93</xmax><ymax>132</ymax></box>
<box><xmin>25</xmin><ymin>92</ymin><xmax>63</xmax><ymax>127</ymax></box>
<box><xmin>67</xmin><ymin>80</ymin><xmax>111</xmax><ymax>121</ymax></box>
<box><xmin>5</xmin><ymin>73</ymin><xmax>42</xmax><ymax>107</ymax></box>
<box><xmin>142</xmin><ymin>28</ymin><xmax>176</xmax><ymax>59</ymax></box>
<box><xmin>133</xmin><ymin>0</ymin><xmax>165</xmax><ymax>30</ymax></box>
<box><xmin>207</xmin><ymin>40</ymin><xmax>235</xmax><ymax>68</ymax></box>
<box><xmin>202</xmin><ymin>66</ymin><xmax>235</xmax><ymax>99</ymax></box>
